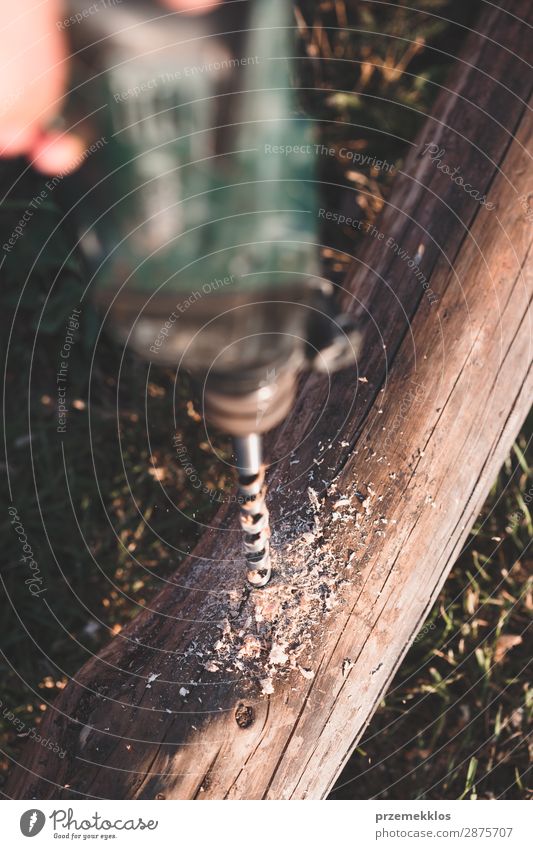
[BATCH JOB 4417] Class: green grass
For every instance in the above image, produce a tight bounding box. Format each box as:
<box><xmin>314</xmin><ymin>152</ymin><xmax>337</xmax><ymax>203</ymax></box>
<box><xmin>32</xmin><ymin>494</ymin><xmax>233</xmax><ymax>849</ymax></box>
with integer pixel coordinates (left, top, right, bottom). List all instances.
<box><xmin>1</xmin><ymin>0</ymin><xmax>530</xmax><ymax>799</ymax></box>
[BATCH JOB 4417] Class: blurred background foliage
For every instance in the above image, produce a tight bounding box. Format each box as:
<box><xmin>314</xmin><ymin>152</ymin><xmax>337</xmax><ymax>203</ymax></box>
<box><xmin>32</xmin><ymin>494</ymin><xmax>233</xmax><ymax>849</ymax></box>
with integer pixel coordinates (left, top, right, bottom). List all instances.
<box><xmin>0</xmin><ymin>0</ymin><xmax>530</xmax><ymax>798</ymax></box>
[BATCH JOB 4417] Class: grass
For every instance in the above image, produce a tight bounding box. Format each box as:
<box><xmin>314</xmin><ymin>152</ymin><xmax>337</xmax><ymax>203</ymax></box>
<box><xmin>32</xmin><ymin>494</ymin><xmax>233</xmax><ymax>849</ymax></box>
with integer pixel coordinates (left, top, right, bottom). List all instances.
<box><xmin>0</xmin><ymin>0</ymin><xmax>530</xmax><ymax>799</ymax></box>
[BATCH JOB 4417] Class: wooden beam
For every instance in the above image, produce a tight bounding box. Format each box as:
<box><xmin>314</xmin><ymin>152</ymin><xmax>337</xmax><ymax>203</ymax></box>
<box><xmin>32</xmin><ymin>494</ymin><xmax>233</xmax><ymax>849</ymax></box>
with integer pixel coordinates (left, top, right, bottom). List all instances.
<box><xmin>7</xmin><ymin>0</ymin><xmax>533</xmax><ymax>800</ymax></box>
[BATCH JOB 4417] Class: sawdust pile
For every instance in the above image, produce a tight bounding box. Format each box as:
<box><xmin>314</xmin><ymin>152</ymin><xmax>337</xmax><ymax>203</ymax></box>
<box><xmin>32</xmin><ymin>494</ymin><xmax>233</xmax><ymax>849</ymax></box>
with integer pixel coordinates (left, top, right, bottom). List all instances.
<box><xmin>198</xmin><ymin>482</ymin><xmax>373</xmax><ymax>695</ymax></box>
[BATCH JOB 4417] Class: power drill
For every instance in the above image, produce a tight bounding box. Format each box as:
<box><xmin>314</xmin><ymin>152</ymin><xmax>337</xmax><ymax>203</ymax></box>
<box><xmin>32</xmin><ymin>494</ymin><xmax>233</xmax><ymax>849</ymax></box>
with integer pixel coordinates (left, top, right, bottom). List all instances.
<box><xmin>61</xmin><ymin>0</ymin><xmax>360</xmax><ymax>587</ymax></box>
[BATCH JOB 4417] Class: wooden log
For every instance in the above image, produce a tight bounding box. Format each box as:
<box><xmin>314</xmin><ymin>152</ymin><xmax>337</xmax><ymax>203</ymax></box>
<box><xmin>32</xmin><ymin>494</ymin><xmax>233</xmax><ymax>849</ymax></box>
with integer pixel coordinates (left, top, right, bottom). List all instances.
<box><xmin>7</xmin><ymin>0</ymin><xmax>533</xmax><ymax>800</ymax></box>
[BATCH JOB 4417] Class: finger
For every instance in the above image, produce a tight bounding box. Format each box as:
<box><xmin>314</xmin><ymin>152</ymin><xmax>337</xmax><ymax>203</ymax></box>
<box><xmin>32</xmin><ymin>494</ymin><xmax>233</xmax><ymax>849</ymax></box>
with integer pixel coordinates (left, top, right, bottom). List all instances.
<box><xmin>30</xmin><ymin>131</ymin><xmax>86</xmax><ymax>176</ymax></box>
<box><xmin>0</xmin><ymin>126</ymin><xmax>38</xmax><ymax>158</ymax></box>
<box><xmin>0</xmin><ymin>0</ymin><xmax>67</xmax><ymax>158</ymax></box>
<box><xmin>161</xmin><ymin>0</ymin><xmax>223</xmax><ymax>13</ymax></box>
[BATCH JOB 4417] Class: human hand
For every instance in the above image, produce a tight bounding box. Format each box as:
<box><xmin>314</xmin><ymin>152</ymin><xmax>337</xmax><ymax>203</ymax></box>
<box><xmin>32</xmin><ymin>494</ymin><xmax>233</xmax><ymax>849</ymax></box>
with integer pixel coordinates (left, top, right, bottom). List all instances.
<box><xmin>0</xmin><ymin>0</ymin><xmax>222</xmax><ymax>175</ymax></box>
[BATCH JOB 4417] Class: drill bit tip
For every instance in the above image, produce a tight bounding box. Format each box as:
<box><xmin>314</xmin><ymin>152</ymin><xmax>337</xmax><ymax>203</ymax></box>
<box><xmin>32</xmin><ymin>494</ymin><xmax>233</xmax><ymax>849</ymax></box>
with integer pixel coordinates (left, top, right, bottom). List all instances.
<box><xmin>234</xmin><ymin>436</ymin><xmax>272</xmax><ymax>587</ymax></box>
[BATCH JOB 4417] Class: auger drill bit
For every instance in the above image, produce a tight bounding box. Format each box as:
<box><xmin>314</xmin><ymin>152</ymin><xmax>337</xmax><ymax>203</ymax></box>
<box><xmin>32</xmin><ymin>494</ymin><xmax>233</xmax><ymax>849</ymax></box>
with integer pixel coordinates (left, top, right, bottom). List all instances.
<box><xmin>233</xmin><ymin>435</ymin><xmax>271</xmax><ymax>588</ymax></box>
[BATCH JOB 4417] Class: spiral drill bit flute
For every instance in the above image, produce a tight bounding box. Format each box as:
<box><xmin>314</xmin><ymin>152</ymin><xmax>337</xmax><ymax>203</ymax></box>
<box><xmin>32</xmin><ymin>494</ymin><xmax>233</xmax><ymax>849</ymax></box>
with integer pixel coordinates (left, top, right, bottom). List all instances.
<box><xmin>60</xmin><ymin>0</ymin><xmax>360</xmax><ymax>587</ymax></box>
<box><xmin>233</xmin><ymin>436</ymin><xmax>270</xmax><ymax>587</ymax></box>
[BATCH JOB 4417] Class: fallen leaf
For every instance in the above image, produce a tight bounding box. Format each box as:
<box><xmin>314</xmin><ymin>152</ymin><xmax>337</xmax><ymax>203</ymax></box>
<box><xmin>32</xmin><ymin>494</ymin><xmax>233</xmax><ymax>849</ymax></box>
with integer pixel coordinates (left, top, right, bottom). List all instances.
<box><xmin>494</xmin><ymin>634</ymin><xmax>522</xmax><ymax>664</ymax></box>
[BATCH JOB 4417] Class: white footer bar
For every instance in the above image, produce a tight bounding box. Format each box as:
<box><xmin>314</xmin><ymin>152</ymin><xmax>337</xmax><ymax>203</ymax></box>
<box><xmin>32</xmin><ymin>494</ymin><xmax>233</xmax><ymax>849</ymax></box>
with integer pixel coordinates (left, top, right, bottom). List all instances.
<box><xmin>3</xmin><ymin>799</ymin><xmax>529</xmax><ymax>847</ymax></box>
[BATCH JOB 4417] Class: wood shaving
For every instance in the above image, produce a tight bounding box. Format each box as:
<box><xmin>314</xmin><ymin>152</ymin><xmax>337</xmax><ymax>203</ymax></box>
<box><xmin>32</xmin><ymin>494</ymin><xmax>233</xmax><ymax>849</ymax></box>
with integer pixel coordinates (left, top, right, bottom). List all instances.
<box><xmin>238</xmin><ymin>635</ymin><xmax>263</xmax><ymax>658</ymax></box>
<box><xmin>308</xmin><ymin>487</ymin><xmax>321</xmax><ymax>512</ymax></box>
<box><xmin>298</xmin><ymin>666</ymin><xmax>315</xmax><ymax>680</ymax></box>
<box><xmin>261</xmin><ymin>678</ymin><xmax>275</xmax><ymax>695</ymax></box>
<box><xmin>269</xmin><ymin>642</ymin><xmax>289</xmax><ymax>666</ymax></box>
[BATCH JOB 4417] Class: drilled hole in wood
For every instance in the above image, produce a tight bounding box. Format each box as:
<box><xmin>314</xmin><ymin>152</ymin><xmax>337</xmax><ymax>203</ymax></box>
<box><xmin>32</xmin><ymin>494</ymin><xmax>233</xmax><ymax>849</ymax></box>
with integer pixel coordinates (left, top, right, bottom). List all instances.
<box><xmin>235</xmin><ymin>702</ymin><xmax>255</xmax><ymax>729</ymax></box>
